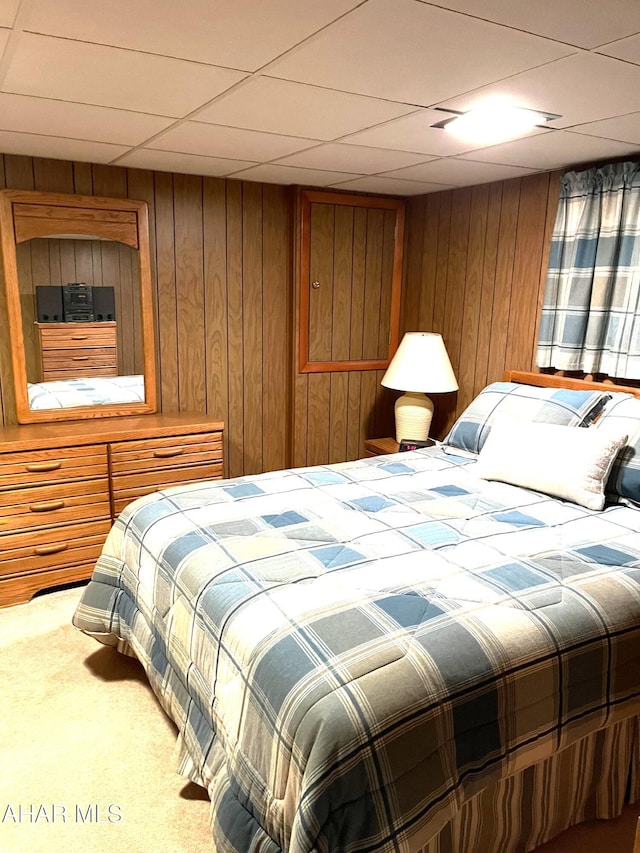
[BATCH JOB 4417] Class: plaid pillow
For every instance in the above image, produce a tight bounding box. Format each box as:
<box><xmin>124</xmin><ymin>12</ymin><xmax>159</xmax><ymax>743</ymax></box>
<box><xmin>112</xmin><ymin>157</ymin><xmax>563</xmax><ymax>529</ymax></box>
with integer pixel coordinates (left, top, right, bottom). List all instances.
<box><xmin>591</xmin><ymin>393</ymin><xmax>640</xmax><ymax>505</ymax></box>
<box><xmin>443</xmin><ymin>381</ymin><xmax>609</xmax><ymax>455</ymax></box>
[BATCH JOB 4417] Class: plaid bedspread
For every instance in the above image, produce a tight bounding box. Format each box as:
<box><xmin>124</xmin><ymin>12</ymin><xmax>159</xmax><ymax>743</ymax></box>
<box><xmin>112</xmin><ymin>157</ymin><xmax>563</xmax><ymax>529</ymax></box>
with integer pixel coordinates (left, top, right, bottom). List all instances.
<box><xmin>73</xmin><ymin>446</ymin><xmax>640</xmax><ymax>853</ymax></box>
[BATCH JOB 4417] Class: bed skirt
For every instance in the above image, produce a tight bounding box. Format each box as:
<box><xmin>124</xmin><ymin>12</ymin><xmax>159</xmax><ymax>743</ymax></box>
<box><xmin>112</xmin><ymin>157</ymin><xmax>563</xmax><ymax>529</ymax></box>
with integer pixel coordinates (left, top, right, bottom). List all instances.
<box><xmin>413</xmin><ymin>715</ymin><xmax>639</xmax><ymax>853</ymax></box>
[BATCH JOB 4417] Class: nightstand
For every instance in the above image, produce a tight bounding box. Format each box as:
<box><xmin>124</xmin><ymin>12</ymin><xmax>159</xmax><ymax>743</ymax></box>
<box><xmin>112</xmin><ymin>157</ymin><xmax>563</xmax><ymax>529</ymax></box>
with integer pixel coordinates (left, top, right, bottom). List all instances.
<box><xmin>364</xmin><ymin>437</ymin><xmax>399</xmax><ymax>457</ymax></box>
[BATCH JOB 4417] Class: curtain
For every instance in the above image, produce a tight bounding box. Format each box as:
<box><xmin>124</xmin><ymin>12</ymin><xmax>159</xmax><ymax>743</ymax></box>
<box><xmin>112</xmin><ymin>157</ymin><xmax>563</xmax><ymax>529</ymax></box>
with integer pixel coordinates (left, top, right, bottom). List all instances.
<box><xmin>537</xmin><ymin>161</ymin><xmax>640</xmax><ymax>379</ymax></box>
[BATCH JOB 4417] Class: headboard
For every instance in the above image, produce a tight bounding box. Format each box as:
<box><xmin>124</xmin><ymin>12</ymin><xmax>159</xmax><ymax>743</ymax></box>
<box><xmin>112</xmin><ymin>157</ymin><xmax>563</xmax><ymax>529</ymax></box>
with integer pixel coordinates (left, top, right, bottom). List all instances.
<box><xmin>504</xmin><ymin>370</ymin><xmax>640</xmax><ymax>400</ymax></box>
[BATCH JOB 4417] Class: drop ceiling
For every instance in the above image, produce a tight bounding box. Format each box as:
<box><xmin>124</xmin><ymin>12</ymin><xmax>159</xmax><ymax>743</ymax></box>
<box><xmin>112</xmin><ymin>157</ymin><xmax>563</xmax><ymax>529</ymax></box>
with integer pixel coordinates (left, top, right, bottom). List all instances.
<box><xmin>1</xmin><ymin>0</ymin><xmax>640</xmax><ymax>195</ymax></box>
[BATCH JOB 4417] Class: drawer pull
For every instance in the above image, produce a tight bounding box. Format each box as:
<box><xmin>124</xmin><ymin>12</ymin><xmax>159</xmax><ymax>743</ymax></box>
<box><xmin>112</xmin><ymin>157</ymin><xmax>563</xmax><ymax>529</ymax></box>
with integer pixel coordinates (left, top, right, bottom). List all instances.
<box><xmin>29</xmin><ymin>499</ymin><xmax>65</xmax><ymax>513</ymax></box>
<box><xmin>34</xmin><ymin>543</ymin><xmax>68</xmax><ymax>556</ymax></box>
<box><xmin>71</xmin><ymin>335</ymin><xmax>89</xmax><ymax>340</ymax></box>
<box><xmin>153</xmin><ymin>448</ymin><xmax>184</xmax><ymax>458</ymax></box>
<box><xmin>71</xmin><ymin>356</ymin><xmax>90</xmax><ymax>361</ymax></box>
<box><xmin>25</xmin><ymin>460</ymin><xmax>62</xmax><ymax>472</ymax></box>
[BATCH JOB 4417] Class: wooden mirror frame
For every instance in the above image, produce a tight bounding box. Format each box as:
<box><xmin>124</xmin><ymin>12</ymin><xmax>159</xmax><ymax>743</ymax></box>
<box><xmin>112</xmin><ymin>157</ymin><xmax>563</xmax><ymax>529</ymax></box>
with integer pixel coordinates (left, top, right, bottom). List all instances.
<box><xmin>0</xmin><ymin>189</ymin><xmax>157</xmax><ymax>424</ymax></box>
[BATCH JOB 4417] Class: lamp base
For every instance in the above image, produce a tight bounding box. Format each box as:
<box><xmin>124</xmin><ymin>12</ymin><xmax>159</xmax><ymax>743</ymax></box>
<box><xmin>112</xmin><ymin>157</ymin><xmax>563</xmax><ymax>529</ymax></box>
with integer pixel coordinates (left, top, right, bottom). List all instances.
<box><xmin>394</xmin><ymin>392</ymin><xmax>434</xmax><ymax>443</ymax></box>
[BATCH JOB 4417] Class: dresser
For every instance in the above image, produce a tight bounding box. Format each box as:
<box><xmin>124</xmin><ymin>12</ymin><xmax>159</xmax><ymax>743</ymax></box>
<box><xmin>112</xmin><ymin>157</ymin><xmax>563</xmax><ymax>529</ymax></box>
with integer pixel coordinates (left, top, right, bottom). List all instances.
<box><xmin>0</xmin><ymin>413</ymin><xmax>224</xmax><ymax>607</ymax></box>
<box><xmin>37</xmin><ymin>321</ymin><xmax>118</xmax><ymax>381</ymax></box>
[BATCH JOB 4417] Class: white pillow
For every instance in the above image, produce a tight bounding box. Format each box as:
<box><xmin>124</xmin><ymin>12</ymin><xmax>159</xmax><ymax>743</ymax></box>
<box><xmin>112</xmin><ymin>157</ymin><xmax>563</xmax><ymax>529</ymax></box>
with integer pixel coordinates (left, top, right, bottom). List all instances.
<box><xmin>473</xmin><ymin>415</ymin><xmax>628</xmax><ymax>510</ymax></box>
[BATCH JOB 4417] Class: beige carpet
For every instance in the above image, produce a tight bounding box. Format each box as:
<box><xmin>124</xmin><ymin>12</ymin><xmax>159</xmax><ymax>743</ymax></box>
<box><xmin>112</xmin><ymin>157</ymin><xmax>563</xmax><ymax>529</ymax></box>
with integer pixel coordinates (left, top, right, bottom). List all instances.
<box><xmin>0</xmin><ymin>584</ymin><xmax>210</xmax><ymax>853</ymax></box>
<box><xmin>1</xmin><ymin>584</ymin><xmax>638</xmax><ymax>853</ymax></box>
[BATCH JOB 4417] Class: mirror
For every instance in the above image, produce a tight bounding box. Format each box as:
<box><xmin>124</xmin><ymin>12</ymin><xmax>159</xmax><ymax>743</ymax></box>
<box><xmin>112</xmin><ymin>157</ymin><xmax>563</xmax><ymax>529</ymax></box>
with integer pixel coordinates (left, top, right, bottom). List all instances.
<box><xmin>0</xmin><ymin>189</ymin><xmax>157</xmax><ymax>424</ymax></box>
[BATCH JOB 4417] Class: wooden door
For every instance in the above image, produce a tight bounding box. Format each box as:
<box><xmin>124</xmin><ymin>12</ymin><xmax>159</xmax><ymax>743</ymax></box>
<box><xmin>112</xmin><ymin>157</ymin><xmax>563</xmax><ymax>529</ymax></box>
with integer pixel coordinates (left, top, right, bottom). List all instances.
<box><xmin>293</xmin><ymin>191</ymin><xmax>404</xmax><ymax>467</ymax></box>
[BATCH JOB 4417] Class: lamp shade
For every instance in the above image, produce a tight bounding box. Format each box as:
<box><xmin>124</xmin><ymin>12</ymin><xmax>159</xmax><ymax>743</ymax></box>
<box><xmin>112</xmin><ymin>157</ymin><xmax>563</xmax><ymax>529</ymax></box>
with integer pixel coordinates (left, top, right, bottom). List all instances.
<box><xmin>381</xmin><ymin>332</ymin><xmax>458</xmax><ymax>393</ymax></box>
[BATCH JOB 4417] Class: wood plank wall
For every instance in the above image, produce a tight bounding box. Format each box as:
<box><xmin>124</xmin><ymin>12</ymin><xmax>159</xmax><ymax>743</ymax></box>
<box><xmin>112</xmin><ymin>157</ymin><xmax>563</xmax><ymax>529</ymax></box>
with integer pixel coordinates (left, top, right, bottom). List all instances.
<box><xmin>401</xmin><ymin>170</ymin><xmax>561</xmax><ymax>440</ymax></box>
<box><xmin>0</xmin><ymin>153</ymin><xmax>563</xmax><ymax>473</ymax></box>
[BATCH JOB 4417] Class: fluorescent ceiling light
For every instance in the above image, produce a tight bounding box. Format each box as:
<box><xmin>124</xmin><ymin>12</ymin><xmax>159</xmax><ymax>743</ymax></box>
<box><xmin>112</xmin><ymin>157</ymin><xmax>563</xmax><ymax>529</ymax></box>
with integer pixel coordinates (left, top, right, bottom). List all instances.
<box><xmin>432</xmin><ymin>105</ymin><xmax>559</xmax><ymax>146</ymax></box>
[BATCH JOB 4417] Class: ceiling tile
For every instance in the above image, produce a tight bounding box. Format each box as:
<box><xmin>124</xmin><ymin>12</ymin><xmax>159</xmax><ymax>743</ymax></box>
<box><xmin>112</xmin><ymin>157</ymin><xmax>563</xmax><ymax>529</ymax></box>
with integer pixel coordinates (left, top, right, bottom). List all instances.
<box><xmin>228</xmin><ymin>163</ymin><xmax>361</xmax><ymax>186</ymax></box>
<box><xmin>275</xmin><ymin>143</ymin><xmax>433</xmax><ymax>174</ymax></box>
<box><xmin>382</xmin><ymin>158</ymin><xmax>538</xmax><ymax>186</ymax></box>
<box><xmin>331</xmin><ymin>175</ymin><xmax>453</xmax><ymax>196</ymax></box>
<box><xmin>424</xmin><ymin>1</ymin><xmax>640</xmax><ymax>49</ymax></box>
<box><xmin>270</xmin><ymin>0</ymin><xmax>574</xmax><ymax>106</ymax></box>
<box><xmin>0</xmin><ymin>93</ymin><xmax>172</xmax><ymax>145</ymax></box>
<box><xmin>0</xmin><ymin>130</ymin><xmax>128</xmax><ymax>163</ymax></box>
<box><xmin>437</xmin><ymin>53</ymin><xmax>640</xmax><ymax>129</ymax></box>
<box><xmin>23</xmin><ymin>0</ymin><xmax>362</xmax><ymax>71</ymax></box>
<box><xmin>0</xmin><ymin>26</ymin><xmax>9</xmax><ymax>50</ymax></box>
<box><xmin>598</xmin><ymin>33</ymin><xmax>640</xmax><ymax>64</ymax></box>
<box><xmin>2</xmin><ymin>33</ymin><xmax>247</xmax><ymax>117</ymax></box>
<box><xmin>0</xmin><ymin>2</ymin><xmax>18</xmax><ymax>28</ymax></box>
<box><xmin>196</xmin><ymin>76</ymin><xmax>416</xmax><ymax>140</ymax></box>
<box><xmin>461</xmin><ymin>130</ymin><xmax>639</xmax><ymax>169</ymax></box>
<box><xmin>341</xmin><ymin>108</ymin><xmax>549</xmax><ymax>155</ymax></box>
<box><xmin>572</xmin><ymin>113</ymin><xmax>640</xmax><ymax>145</ymax></box>
<box><xmin>148</xmin><ymin>122</ymin><xmax>318</xmax><ymax>162</ymax></box>
<box><xmin>116</xmin><ymin>149</ymin><xmax>257</xmax><ymax>177</ymax></box>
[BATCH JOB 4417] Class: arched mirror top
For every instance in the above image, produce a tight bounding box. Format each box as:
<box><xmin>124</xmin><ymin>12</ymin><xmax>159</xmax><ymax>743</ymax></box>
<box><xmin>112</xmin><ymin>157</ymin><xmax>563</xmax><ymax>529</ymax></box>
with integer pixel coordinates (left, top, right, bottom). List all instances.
<box><xmin>0</xmin><ymin>189</ymin><xmax>157</xmax><ymax>424</ymax></box>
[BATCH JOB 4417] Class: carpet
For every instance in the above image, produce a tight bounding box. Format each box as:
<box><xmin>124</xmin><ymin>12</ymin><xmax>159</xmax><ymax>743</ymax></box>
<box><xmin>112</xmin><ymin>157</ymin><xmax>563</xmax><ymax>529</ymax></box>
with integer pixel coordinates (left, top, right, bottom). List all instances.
<box><xmin>0</xmin><ymin>584</ymin><xmax>211</xmax><ymax>853</ymax></box>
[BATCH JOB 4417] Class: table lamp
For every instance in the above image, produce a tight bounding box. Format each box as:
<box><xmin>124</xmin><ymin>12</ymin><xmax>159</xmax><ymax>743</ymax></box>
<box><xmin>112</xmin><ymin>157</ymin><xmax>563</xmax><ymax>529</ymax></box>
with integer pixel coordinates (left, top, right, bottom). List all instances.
<box><xmin>381</xmin><ymin>332</ymin><xmax>458</xmax><ymax>442</ymax></box>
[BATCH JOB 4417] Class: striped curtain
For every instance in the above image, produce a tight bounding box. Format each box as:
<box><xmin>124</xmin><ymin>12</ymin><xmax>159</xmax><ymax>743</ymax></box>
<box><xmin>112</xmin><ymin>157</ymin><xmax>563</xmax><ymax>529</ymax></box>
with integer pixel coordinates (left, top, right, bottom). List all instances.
<box><xmin>537</xmin><ymin>161</ymin><xmax>640</xmax><ymax>379</ymax></box>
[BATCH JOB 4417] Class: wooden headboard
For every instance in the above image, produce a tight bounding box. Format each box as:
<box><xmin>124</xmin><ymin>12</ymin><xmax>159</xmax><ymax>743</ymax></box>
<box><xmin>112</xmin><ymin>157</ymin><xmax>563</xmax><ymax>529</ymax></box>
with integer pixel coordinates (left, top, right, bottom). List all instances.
<box><xmin>504</xmin><ymin>370</ymin><xmax>640</xmax><ymax>400</ymax></box>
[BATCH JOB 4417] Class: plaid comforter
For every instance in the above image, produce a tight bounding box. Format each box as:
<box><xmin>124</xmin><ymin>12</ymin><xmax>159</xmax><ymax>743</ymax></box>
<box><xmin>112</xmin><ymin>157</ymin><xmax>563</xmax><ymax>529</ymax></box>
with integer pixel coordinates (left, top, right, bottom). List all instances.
<box><xmin>73</xmin><ymin>446</ymin><xmax>640</xmax><ymax>853</ymax></box>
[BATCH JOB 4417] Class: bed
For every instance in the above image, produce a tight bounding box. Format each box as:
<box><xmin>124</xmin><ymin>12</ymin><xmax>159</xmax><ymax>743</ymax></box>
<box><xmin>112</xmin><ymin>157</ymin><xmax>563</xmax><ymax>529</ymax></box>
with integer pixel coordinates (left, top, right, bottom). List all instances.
<box><xmin>72</xmin><ymin>371</ymin><xmax>640</xmax><ymax>853</ymax></box>
<box><xmin>28</xmin><ymin>374</ymin><xmax>145</xmax><ymax>410</ymax></box>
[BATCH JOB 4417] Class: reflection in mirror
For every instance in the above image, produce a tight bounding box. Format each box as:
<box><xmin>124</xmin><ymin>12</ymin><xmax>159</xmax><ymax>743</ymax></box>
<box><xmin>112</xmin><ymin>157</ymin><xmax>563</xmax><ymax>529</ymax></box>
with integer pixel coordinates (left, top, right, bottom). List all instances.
<box><xmin>16</xmin><ymin>237</ymin><xmax>145</xmax><ymax>412</ymax></box>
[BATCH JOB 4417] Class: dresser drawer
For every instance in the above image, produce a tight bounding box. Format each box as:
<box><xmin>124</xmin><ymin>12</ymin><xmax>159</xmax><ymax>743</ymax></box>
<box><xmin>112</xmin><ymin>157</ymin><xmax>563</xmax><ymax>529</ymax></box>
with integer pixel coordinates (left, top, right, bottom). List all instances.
<box><xmin>0</xmin><ymin>444</ymin><xmax>108</xmax><ymax>490</ymax></box>
<box><xmin>41</xmin><ymin>348</ymin><xmax>117</xmax><ymax>370</ymax></box>
<box><xmin>0</xmin><ymin>519</ymin><xmax>111</xmax><ymax>578</ymax></box>
<box><xmin>39</xmin><ymin>326</ymin><xmax>117</xmax><ymax>349</ymax></box>
<box><xmin>110</xmin><ymin>432</ymin><xmax>223</xmax><ymax>473</ymax></box>
<box><xmin>0</xmin><ymin>478</ymin><xmax>111</xmax><ymax>534</ymax></box>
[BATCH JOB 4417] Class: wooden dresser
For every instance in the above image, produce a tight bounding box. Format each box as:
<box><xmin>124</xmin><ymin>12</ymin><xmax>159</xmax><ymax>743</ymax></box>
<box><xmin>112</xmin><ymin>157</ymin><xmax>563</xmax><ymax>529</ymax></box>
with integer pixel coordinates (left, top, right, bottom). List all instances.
<box><xmin>0</xmin><ymin>413</ymin><xmax>224</xmax><ymax>607</ymax></box>
<box><xmin>37</xmin><ymin>321</ymin><xmax>118</xmax><ymax>381</ymax></box>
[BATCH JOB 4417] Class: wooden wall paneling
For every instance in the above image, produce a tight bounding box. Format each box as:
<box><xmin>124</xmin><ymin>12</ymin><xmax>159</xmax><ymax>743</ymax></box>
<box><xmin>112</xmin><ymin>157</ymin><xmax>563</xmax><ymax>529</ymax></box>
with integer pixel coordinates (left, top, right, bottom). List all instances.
<box><xmin>441</xmin><ymin>188</ymin><xmax>471</xmax><ymax>433</ymax></box>
<box><xmin>401</xmin><ymin>197</ymin><xmax>424</xmax><ymax>335</ymax></box>
<box><xmin>359</xmin><ymin>371</ymin><xmax>378</xmax><ymax>456</ymax></box>
<box><xmin>418</xmin><ymin>193</ymin><xmax>440</xmax><ymax>332</ymax></box>
<box><xmin>377</xmin><ymin>210</ymin><xmax>395</xmax><ymax>357</ymax></box>
<box><xmin>307</xmin><ymin>372</ymin><xmax>330</xmax><ymax>466</ymax></box>
<box><xmin>174</xmin><ymin>173</ymin><xmax>206</xmax><ymax>413</ymax></box>
<box><xmin>308</xmin><ymin>202</ymin><xmax>335</xmax><ymax>362</ymax></box>
<box><xmin>505</xmin><ymin>172</ymin><xmax>553</xmax><ymax>371</ymax></box>
<box><xmin>486</xmin><ymin>179</ymin><xmax>520</xmax><ymax>385</ymax></box>
<box><xmin>72</xmin><ymin>162</ymin><xmax>94</xmax><ymax>196</ymax></box>
<box><xmin>203</xmin><ymin>177</ymin><xmax>229</xmax><ymax>476</ymax></box>
<box><xmin>329</xmin><ymin>372</ymin><xmax>348</xmax><ymax>463</ymax></box>
<box><xmin>261</xmin><ymin>183</ymin><xmax>291</xmax><ymax>473</ymax></box>
<box><xmin>432</xmin><ymin>192</ymin><xmax>452</xmax><ymax>337</ymax></box>
<box><xmin>456</xmin><ymin>184</ymin><xmax>489</xmax><ymax>416</ymax></box>
<box><xmin>74</xmin><ymin>237</ymin><xmax>95</xmax><ymax>286</ymax></box>
<box><xmin>362</xmin><ymin>208</ymin><xmax>383</xmax><ymax>360</ymax></box>
<box><xmin>154</xmin><ymin>171</ymin><xmax>179</xmax><ymax>411</ymax></box>
<box><xmin>226</xmin><ymin>180</ymin><xmax>244</xmax><ymax>479</ymax></box>
<box><xmin>242</xmin><ymin>182</ymin><xmax>263</xmax><ymax>476</ymax></box>
<box><xmin>349</xmin><ymin>208</ymin><xmax>367</xmax><ymax>359</ymax></box>
<box><xmin>32</xmin><ymin>158</ymin><xmax>74</xmax><ymax>194</ymax></box>
<box><xmin>91</xmin><ymin>164</ymin><xmax>127</xmax><ymax>199</ymax></box>
<box><xmin>346</xmin><ymin>372</ymin><xmax>362</xmax><ymax>460</ymax></box>
<box><xmin>473</xmin><ymin>182</ymin><xmax>502</xmax><ymax>396</ymax></box>
<box><xmin>331</xmin><ymin>205</ymin><xmax>353</xmax><ymax>361</ymax></box>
